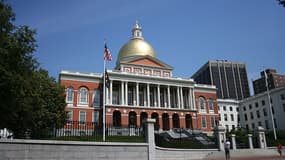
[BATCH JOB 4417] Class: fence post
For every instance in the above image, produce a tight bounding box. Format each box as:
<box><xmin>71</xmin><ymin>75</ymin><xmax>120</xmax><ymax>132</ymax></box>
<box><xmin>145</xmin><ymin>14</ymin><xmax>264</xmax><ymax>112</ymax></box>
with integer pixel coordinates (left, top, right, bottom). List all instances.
<box><xmin>247</xmin><ymin>134</ymin><xmax>253</xmax><ymax>149</ymax></box>
<box><xmin>143</xmin><ymin>118</ymin><xmax>156</xmax><ymax>160</ymax></box>
<box><xmin>214</xmin><ymin>125</ymin><xmax>226</xmax><ymax>151</ymax></box>
<box><xmin>255</xmin><ymin>126</ymin><xmax>267</xmax><ymax>149</ymax></box>
<box><xmin>231</xmin><ymin>134</ymin><xmax>236</xmax><ymax>150</ymax></box>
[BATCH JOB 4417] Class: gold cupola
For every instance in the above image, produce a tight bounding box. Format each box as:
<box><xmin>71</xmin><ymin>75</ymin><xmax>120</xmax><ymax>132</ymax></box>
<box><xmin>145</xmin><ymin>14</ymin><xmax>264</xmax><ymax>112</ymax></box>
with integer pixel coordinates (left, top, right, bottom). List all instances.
<box><xmin>117</xmin><ymin>21</ymin><xmax>157</xmax><ymax>64</ymax></box>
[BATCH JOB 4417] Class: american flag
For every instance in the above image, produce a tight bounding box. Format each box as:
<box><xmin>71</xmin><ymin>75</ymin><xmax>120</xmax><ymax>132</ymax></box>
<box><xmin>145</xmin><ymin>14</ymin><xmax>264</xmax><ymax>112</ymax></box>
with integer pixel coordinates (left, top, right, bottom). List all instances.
<box><xmin>104</xmin><ymin>43</ymin><xmax>112</xmax><ymax>61</ymax></box>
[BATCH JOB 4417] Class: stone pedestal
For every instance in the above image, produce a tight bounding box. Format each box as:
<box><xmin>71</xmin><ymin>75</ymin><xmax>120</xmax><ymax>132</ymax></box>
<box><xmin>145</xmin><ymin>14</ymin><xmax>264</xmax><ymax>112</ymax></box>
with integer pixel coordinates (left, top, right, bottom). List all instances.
<box><xmin>256</xmin><ymin>126</ymin><xmax>267</xmax><ymax>149</ymax></box>
<box><xmin>231</xmin><ymin>134</ymin><xmax>236</xmax><ymax>150</ymax></box>
<box><xmin>214</xmin><ymin>125</ymin><xmax>226</xmax><ymax>151</ymax></box>
<box><xmin>247</xmin><ymin>134</ymin><xmax>253</xmax><ymax>149</ymax></box>
<box><xmin>143</xmin><ymin>118</ymin><xmax>156</xmax><ymax>160</ymax></box>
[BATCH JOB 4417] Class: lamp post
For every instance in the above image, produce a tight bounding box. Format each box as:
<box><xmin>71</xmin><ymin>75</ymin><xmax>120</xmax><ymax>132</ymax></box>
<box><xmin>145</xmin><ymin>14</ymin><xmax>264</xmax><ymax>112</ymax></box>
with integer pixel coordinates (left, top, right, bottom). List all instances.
<box><xmin>264</xmin><ymin>70</ymin><xmax>277</xmax><ymax>140</ymax></box>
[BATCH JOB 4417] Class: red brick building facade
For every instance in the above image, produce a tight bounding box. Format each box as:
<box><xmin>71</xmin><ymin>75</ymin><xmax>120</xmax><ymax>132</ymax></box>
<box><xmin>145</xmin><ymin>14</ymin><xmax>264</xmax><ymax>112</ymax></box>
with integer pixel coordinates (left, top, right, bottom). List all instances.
<box><xmin>59</xmin><ymin>22</ymin><xmax>218</xmax><ymax>134</ymax></box>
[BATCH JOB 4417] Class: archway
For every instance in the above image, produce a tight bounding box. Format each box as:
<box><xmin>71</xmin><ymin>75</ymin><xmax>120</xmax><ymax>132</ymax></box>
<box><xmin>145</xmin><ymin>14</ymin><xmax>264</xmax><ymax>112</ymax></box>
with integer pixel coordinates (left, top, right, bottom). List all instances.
<box><xmin>129</xmin><ymin>111</ymin><xmax>137</xmax><ymax>128</ymax></box>
<box><xmin>113</xmin><ymin>111</ymin><xmax>121</xmax><ymax>127</ymax></box>
<box><xmin>162</xmin><ymin>113</ymin><xmax>169</xmax><ymax>130</ymax></box>
<box><xmin>151</xmin><ymin>112</ymin><xmax>159</xmax><ymax>130</ymax></box>
<box><xmin>185</xmin><ymin>114</ymin><xmax>192</xmax><ymax>129</ymax></box>
<box><xmin>140</xmin><ymin>112</ymin><xmax>148</xmax><ymax>128</ymax></box>
<box><xmin>172</xmin><ymin>113</ymin><xmax>180</xmax><ymax>128</ymax></box>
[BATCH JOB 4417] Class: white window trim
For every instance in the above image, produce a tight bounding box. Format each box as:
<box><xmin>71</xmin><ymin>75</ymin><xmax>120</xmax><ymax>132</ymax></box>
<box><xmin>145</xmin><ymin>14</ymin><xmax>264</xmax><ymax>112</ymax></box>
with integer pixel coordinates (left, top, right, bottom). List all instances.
<box><xmin>92</xmin><ymin>111</ymin><xmax>99</xmax><ymax>124</ymax></box>
<box><xmin>66</xmin><ymin>87</ymin><xmax>74</xmax><ymax>105</ymax></box>
<box><xmin>67</xmin><ymin>110</ymin><xmax>73</xmax><ymax>124</ymax></box>
<box><xmin>93</xmin><ymin>89</ymin><xmax>100</xmax><ymax>108</ymax></box>
<box><xmin>199</xmin><ymin>97</ymin><xmax>206</xmax><ymax>113</ymax></box>
<box><xmin>79</xmin><ymin>111</ymin><xmax>86</xmax><ymax>124</ymax></box>
<box><xmin>78</xmin><ymin>88</ymin><xmax>89</xmax><ymax>106</ymax></box>
<box><xmin>201</xmin><ymin>116</ymin><xmax>207</xmax><ymax>128</ymax></box>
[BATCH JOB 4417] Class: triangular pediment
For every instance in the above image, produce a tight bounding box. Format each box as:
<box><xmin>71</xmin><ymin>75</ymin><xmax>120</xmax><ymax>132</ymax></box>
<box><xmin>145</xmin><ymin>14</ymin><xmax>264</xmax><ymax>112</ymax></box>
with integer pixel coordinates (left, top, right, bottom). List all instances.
<box><xmin>118</xmin><ymin>55</ymin><xmax>173</xmax><ymax>70</ymax></box>
<box><xmin>129</xmin><ymin>58</ymin><xmax>164</xmax><ymax>68</ymax></box>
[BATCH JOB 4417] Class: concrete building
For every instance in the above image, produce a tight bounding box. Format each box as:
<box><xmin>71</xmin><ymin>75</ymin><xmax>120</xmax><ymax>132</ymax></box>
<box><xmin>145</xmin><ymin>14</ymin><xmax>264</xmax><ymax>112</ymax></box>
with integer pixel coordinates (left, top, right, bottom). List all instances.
<box><xmin>217</xmin><ymin>99</ymin><xmax>239</xmax><ymax>132</ymax></box>
<box><xmin>239</xmin><ymin>86</ymin><xmax>285</xmax><ymax>131</ymax></box>
<box><xmin>253</xmin><ymin>68</ymin><xmax>285</xmax><ymax>95</ymax></box>
<box><xmin>192</xmin><ymin>60</ymin><xmax>250</xmax><ymax>100</ymax></box>
<box><xmin>59</xmin><ymin>22</ymin><xmax>219</xmax><ymax>134</ymax></box>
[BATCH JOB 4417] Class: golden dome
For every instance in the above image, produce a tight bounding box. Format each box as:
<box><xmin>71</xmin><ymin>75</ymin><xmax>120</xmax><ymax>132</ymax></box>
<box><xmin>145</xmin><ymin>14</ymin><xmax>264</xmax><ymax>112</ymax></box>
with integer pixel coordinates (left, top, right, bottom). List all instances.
<box><xmin>117</xmin><ymin>21</ymin><xmax>157</xmax><ymax>63</ymax></box>
<box><xmin>117</xmin><ymin>38</ymin><xmax>157</xmax><ymax>62</ymax></box>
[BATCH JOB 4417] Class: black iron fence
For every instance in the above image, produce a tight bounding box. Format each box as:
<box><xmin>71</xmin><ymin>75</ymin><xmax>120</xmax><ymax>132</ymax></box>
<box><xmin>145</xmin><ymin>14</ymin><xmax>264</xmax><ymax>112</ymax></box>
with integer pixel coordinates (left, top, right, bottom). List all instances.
<box><xmin>52</xmin><ymin>121</ymin><xmax>144</xmax><ymax>142</ymax></box>
<box><xmin>155</xmin><ymin>128</ymin><xmax>217</xmax><ymax>149</ymax></box>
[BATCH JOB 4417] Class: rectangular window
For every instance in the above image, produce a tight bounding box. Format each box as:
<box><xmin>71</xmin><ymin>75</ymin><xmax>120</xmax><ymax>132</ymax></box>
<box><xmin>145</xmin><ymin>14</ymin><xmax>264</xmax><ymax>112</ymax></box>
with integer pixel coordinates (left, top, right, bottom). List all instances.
<box><xmin>250</xmin><ymin>112</ymin><xmax>254</xmax><ymax>119</ymax></box>
<box><xmin>265</xmin><ymin>120</ymin><xmax>269</xmax><ymax>129</ymax></box>
<box><xmin>93</xmin><ymin>111</ymin><xmax>99</xmax><ymax>125</ymax></box>
<box><xmin>79</xmin><ymin>111</ymin><xmax>86</xmax><ymax>124</ymax></box>
<box><xmin>93</xmin><ymin>89</ymin><xmax>100</xmax><ymax>107</ymax></box>
<box><xmin>283</xmin><ymin>103</ymin><xmax>285</xmax><ymax>112</ymax></box>
<box><xmin>202</xmin><ymin>116</ymin><xmax>207</xmax><ymax>128</ymax></box>
<box><xmin>219</xmin><ymin>114</ymin><xmax>221</xmax><ymax>121</ymax></box>
<box><xmin>256</xmin><ymin>110</ymin><xmax>260</xmax><ymax>118</ymax></box>
<box><xmin>249</xmin><ymin>104</ymin><xmax>252</xmax><ymax>109</ymax></box>
<box><xmin>223</xmin><ymin>106</ymin><xmax>226</xmax><ymax>111</ymax></box>
<box><xmin>262</xmin><ymin>100</ymin><xmax>265</xmax><ymax>106</ymax></box>
<box><xmin>258</xmin><ymin>121</ymin><xmax>262</xmax><ymax>127</ymax></box>
<box><xmin>251</xmin><ymin>123</ymin><xmax>255</xmax><ymax>130</ymax></box>
<box><xmin>67</xmin><ymin>111</ymin><xmax>72</xmax><ymax>123</ymax></box>
<box><xmin>230</xmin><ymin>114</ymin><xmax>234</xmax><ymax>121</ymax></box>
<box><xmin>272</xmin><ymin>106</ymin><xmax>275</xmax><ymax>115</ymax></box>
<box><xmin>232</xmin><ymin>125</ymin><xmax>235</xmax><ymax>131</ymax></box>
<box><xmin>229</xmin><ymin>106</ymin><xmax>233</xmax><ymax>111</ymax></box>
<box><xmin>243</xmin><ymin>106</ymin><xmax>246</xmax><ymax>111</ymax></box>
<box><xmin>224</xmin><ymin>114</ymin><xmax>228</xmax><ymax>121</ymax></box>
<box><xmin>263</xmin><ymin>108</ymin><xmax>268</xmax><ymax>116</ymax></box>
<box><xmin>210</xmin><ymin>116</ymin><xmax>216</xmax><ymax>128</ymax></box>
<box><xmin>244</xmin><ymin>114</ymin><xmax>248</xmax><ymax>121</ymax></box>
<box><xmin>255</xmin><ymin>102</ymin><xmax>259</xmax><ymax>108</ymax></box>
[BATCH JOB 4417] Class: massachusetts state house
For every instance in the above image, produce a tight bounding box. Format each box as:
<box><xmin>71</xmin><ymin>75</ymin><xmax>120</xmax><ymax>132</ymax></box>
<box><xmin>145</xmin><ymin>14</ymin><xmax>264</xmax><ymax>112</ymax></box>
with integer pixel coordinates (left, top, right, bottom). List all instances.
<box><xmin>59</xmin><ymin>22</ymin><xmax>218</xmax><ymax>134</ymax></box>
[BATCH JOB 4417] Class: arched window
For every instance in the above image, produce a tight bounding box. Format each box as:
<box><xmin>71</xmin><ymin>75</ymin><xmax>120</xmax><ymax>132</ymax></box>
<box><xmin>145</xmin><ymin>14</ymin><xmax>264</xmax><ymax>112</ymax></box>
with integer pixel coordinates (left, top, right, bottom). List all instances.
<box><xmin>93</xmin><ymin>89</ymin><xmax>100</xmax><ymax>107</ymax></box>
<box><xmin>208</xmin><ymin>99</ymin><xmax>214</xmax><ymax>111</ymax></box>
<box><xmin>66</xmin><ymin>87</ymin><xmax>74</xmax><ymax>103</ymax></box>
<box><xmin>113</xmin><ymin>111</ymin><xmax>121</xmax><ymax>127</ymax></box>
<box><xmin>79</xmin><ymin>87</ymin><xmax>88</xmax><ymax>105</ymax></box>
<box><xmin>199</xmin><ymin>97</ymin><xmax>206</xmax><ymax>111</ymax></box>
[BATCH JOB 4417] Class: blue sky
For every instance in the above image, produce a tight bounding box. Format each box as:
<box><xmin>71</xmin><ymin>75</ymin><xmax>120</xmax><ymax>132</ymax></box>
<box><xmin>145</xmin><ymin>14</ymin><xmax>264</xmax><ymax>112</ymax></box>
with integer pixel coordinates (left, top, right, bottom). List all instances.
<box><xmin>7</xmin><ymin>0</ymin><xmax>285</xmax><ymax>94</ymax></box>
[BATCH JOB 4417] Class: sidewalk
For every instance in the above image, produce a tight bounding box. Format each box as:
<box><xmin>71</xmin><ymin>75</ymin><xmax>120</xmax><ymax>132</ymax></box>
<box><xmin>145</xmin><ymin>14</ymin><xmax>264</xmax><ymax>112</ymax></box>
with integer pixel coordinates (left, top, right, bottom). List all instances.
<box><xmin>205</xmin><ymin>155</ymin><xmax>285</xmax><ymax>160</ymax></box>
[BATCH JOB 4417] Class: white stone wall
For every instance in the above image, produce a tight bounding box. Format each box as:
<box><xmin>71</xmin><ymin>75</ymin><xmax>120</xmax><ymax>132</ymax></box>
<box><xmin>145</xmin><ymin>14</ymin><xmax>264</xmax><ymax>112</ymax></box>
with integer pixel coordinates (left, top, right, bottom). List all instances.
<box><xmin>217</xmin><ymin>99</ymin><xmax>239</xmax><ymax>132</ymax></box>
<box><xmin>239</xmin><ymin>87</ymin><xmax>285</xmax><ymax>131</ymax></box>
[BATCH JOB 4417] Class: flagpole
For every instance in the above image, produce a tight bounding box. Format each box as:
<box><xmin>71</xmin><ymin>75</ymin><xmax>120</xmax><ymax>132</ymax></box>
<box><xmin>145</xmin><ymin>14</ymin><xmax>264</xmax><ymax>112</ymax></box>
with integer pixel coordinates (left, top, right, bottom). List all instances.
<box><xmin>103</xmin><ymin>59</ymin><xmax>106</xmax><ymax>141</ymax></box>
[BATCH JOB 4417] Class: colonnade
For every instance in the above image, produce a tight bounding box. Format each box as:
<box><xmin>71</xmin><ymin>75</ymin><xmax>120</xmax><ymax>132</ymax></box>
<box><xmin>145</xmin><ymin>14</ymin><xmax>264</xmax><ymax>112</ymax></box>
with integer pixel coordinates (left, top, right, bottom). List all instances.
<box><xmin>105</xmin><ymin>80</ymin><xmax>196</xmax><ymax>110</ymax></box>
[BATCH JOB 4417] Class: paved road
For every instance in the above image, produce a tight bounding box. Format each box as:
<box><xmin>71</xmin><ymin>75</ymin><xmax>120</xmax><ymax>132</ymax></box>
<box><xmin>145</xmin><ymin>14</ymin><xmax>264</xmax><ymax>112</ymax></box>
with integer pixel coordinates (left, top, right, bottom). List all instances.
<box><xmin>205</xmin><ymin>155</ymin><xmax>285</xmax><ymax>160</ymax></box>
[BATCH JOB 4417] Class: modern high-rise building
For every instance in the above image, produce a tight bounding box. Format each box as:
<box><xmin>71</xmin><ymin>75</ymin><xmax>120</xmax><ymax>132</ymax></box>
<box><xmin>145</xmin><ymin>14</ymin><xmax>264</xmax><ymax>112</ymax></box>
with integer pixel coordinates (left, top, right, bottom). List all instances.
<box><xmin>59</xmin><ymin>22</ymin><xmax>219</xmax><ymax>134</ymax></box>
<box><xmin>253</xmin><ymin>68</ymin><xmax>285</xmax><ymax>95</ymax></box>
<box><xmin>192</xmin><ymin>60</ymin><xmax>250</xmax><ymax>100</ymax></box>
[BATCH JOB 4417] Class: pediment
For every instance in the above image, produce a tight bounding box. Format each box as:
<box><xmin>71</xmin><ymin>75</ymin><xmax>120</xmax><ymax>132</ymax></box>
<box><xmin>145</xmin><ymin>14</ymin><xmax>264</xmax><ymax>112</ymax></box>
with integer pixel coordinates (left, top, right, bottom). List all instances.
<box><xmin>129</xmin><ymin>58</ymin><xmax>165</xmax><ymax>68</ymax></box>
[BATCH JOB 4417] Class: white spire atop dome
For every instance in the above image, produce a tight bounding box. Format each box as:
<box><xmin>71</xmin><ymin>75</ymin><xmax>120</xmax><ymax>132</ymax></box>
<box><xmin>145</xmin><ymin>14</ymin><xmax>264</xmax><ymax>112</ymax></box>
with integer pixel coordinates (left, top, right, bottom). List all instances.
<box><xmin>132</xmin><ymin>20</ymin><xmax>143</xmax><ymax>40</ymax></box>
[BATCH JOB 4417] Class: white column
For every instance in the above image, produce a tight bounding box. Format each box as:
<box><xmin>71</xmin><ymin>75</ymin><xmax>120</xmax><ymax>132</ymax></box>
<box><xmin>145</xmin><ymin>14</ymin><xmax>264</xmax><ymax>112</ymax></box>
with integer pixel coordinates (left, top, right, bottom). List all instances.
<box><xmin>110</xmin><ymin>80</ymin><xmax>113</xmax><ymax>105</ymax></box>
<box><xmin>167</xmin><ymin>86</ymin><xmax>171</xmax><ymax>108</ymax></box>
<box><xmin>144</xmin><ymin>86</ymin><xmax>147</xmax><ymax>106</ymax></box>
<box><xmin>147</xmin><ymin>83</ymin><xmax>150</xmax><ymax>107</ymax></box>
<box><xmin>121</xmin><ymin>81</ymin><xmax>124</xmax><ymax>105</ymax></box>
<box><xmin>154</xmin><ymin>87</ymin><xmax>157</xmax><ymax>107</ymax></box>
<box><xmin>188</xmin><ymin>88</ymin><xmax>192</xmax><ymax>109</ymax></box>
<box><xmin>133</xmin><ymin>85</ymin><xmax>136</xmax><ymax>106</ymax></box>
<box><xmin>164</xmin><ymin>88</ymin><xmax>167</xmax><ymax>107</ymax></box>
<box><xmin>157</xmin><ymin>85</ymin><xmax>161</xmax><ymax>108</ymax></box>
<box><xmin>192</xmin><ymin>88</ymin><xmax>196</xmax><ymax>110</ymax></box>
<box><xmin>125</xmin><ymin>81</ymin><xmax>128</xmax><ymax>106</ymax></box>
<box><xmin>180</xmin><ymin>87</ymin><xmax>184</xmax><ymax>109</ymax></box>
<box><xmin>136</xmin><ymin>82</ymin><xmax>139</xmax><ymax>106</ymax></box>
<box><xmin>176</xmin><ymin>86</ymin><xmax>180</xmax><ymax>108</ymax></box>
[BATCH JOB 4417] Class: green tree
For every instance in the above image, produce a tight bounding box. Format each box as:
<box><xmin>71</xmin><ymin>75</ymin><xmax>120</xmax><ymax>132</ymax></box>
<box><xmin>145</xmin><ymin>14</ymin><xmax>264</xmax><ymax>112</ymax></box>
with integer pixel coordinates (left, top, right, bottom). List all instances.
<box><xmin>279</xmin><ymin>0</ymin><xmax>285</xmax><ymax>7</ymax></box>
<box><xmin>0</xmin><ymin>1</ymin><xmax>66</xmax><ymax>138</ymax></box>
